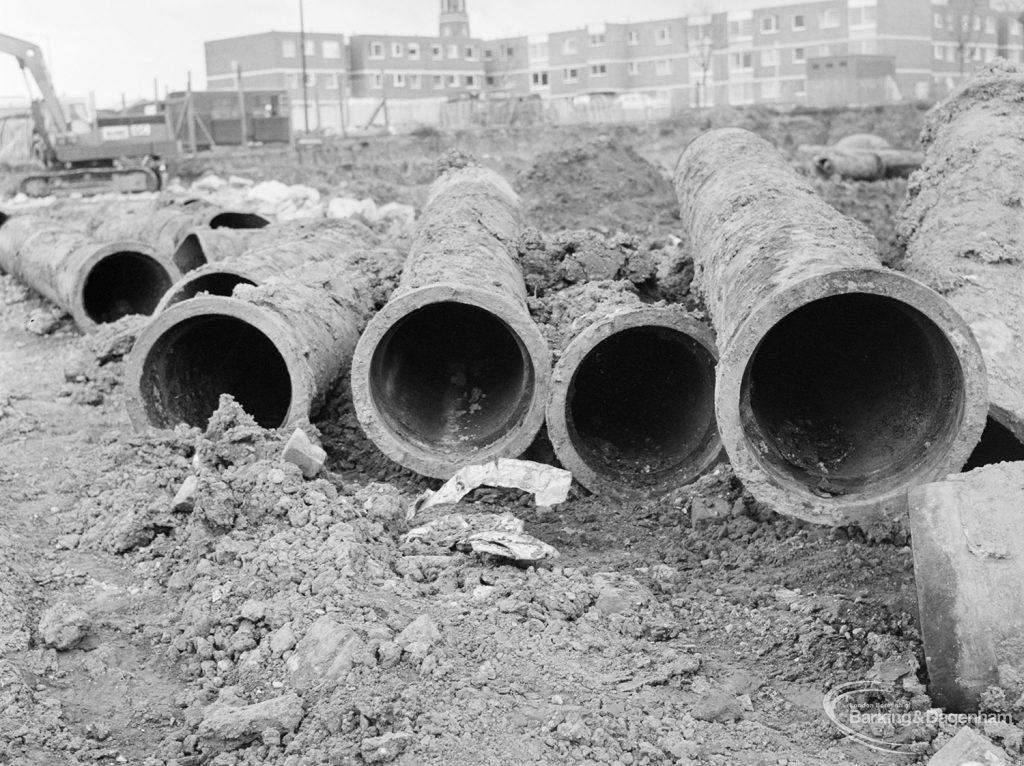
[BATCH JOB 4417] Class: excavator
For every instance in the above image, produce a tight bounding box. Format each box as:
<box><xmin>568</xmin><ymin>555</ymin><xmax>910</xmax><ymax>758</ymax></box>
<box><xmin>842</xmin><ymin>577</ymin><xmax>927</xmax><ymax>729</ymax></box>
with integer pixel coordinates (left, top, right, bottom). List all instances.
<box><xmin>0</xmin><ymin>32</ymin><xmax>177</xmax><ymax>196</ymax></box>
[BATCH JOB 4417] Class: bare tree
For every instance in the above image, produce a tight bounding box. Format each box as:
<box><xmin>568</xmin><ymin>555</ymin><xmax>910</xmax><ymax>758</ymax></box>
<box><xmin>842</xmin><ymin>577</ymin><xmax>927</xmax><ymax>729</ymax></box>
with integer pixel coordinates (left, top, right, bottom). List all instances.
<box><xmin>948</xmin><ymin>0</ymin><xmax>985</xmax><ymax>76</ymax></box>
<box><xmin>686</xmin><ymin>0</ymin><xmax>715</xmax><ymax>108</ymax></box>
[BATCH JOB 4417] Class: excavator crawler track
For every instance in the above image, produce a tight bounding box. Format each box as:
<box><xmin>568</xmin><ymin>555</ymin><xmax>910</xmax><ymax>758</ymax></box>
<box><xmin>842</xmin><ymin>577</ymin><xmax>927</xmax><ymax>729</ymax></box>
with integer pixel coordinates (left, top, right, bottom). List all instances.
<box><xmin>19</xmin><ymin>166</ymin><xmax>161</xmax><ymax>198</ymax></box>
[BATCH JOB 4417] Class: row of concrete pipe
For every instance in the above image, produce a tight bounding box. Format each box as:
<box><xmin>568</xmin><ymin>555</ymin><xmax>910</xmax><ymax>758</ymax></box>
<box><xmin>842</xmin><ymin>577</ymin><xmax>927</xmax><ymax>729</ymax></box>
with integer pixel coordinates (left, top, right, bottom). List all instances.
<box><xmin>0</xmin><ymin>124</ymin><xmax>997</xmax><ymax>528</ymax></box>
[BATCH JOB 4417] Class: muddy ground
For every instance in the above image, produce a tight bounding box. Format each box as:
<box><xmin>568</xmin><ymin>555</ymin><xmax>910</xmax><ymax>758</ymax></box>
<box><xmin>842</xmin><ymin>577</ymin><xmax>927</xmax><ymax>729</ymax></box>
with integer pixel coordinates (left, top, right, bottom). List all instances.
<box><xmin>1</xmin><ymin>106</ymin><xmax>1020</xmax><ymax>765</ymax></box>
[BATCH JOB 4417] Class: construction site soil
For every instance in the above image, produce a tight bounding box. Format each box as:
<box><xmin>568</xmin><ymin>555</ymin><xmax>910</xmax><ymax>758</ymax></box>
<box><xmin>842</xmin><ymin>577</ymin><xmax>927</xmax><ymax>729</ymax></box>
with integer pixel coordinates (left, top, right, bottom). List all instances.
<box><xmin>2</xmin><ymin>105</ymin><xmax>1019</xmax><ymax>765</ymax></box>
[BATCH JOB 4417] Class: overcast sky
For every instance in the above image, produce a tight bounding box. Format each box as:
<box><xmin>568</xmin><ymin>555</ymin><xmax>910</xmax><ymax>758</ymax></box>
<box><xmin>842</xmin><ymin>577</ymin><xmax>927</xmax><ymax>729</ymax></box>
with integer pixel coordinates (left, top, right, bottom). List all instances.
<box><xmin>0</xmin><ymin>0</ymin><xmax>771</xmax><ymax>108</ymax></box>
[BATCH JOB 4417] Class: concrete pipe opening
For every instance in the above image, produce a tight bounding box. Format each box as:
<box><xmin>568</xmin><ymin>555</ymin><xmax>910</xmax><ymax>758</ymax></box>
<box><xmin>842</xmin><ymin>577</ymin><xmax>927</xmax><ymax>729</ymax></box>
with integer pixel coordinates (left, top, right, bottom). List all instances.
<box><xmin>740</xmin><ymin>293</ymin><xmax>965</xmax><ymax>495</ymax></box>
<box><xmin>138</xmin><ymin>314</ymin><xmax>292</xmax><ymax>429</ymax></box>
<box><xmin>368</xmin><ymin>301</ymin><xmax>535</xmax><ymax>454</ymax></box>
<box><xmin>173</xmin><ymin>233</ymin><xmax>207</xmax><ymax>273</ymax></box>
<box><xmin>81</xmin><ymin>251</ymin><xmax>173</xmax><ymax>323</ymax></box>
<box><xmin>565</xmin><ymin>326</ymin><xmax>718</xmax><ymax>492</ymax></box>
<box><xmin>208</xmin><ymin>212</ymin><xmax>270</xmax><ymax>230</ymax></box>
<box><xmin>963</xmin><ymin>415</ymin><xmax>1024</xmax><ymax>471</ymax></box>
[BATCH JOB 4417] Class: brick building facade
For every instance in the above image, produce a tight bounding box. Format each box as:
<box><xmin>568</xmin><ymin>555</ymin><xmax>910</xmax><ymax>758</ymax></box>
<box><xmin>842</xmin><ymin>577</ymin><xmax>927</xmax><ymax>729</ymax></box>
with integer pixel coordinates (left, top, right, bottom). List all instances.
<box><xmin>204</xmin><ymin>0</ymin><xmax>1024</xmax><ymax>131</ymax></box>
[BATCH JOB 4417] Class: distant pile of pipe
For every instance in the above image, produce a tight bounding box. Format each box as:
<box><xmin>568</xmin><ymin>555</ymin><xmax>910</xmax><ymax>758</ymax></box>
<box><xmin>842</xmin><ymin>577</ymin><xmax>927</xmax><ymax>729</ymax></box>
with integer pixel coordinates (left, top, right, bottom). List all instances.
<box><xmin>797</xmin><ymin>133</ymin><xmax>923</xmax><ymax>181</ymax></box>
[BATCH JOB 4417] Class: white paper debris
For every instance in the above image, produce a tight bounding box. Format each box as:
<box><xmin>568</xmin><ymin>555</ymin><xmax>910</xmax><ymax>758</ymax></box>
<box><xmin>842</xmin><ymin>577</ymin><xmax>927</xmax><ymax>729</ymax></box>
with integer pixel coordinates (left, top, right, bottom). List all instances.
<box><xmin>413</xmin><ymin>459</ymin><xmax>572</xmax><ymax>518</ymax></box>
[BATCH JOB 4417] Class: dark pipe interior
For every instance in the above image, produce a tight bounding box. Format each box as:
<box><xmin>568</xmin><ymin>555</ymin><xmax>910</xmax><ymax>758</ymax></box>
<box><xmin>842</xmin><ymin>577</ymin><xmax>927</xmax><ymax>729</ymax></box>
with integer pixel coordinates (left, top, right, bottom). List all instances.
<box><xmin>82</xmin><ymin>252</ymin><xmax>173</xmax><ymax>323</ymax></box>
<box><xmin>566</xmin><ymin>327</ymin><xmax>717</xmax><ymax>487</ymax></box>
<box><xmin>963</xmin><ymin>416</ymin><xmax>1024</xmax><ymax>471</ymax></box>
<box><xmin>209</xmin><ymin>212</ymin><xmax>269</xmax><ymax>229</ymax></box>
<box><xmin>741</xmin><ymin>293</ymin><xmax>964</xmax><ymax>495</ymax></box>
<box><xmin>163</xmin><ymin>273</ymin><xmax>256</xmax><ymax>310</ymax></box>
<box><xmin>0</xmin><ymin>212</ymin><xmax>8</xmax><ymax>228</ymax></box>
<box><xmin>369</xmin><ymin>302</ymin><xmax>534</xmax><ymax>451</ymax></box>
<box><xmin>173</xmin><ymin>234</ymin><xmax>207</xmax><ymax>273</ymax></box>
<box><xmin>140</xmin><ymin>314</ymin><xmax>291</xmax><ymax>429</ymax></box>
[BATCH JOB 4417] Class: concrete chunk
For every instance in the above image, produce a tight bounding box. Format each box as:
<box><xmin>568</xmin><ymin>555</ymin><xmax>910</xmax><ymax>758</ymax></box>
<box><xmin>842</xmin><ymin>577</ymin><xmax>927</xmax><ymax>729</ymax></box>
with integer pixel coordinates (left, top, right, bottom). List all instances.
<box><xmin>281</xmin><ymin>428</ymin><xmax>326</xmax><ymax>478</ymax></box>
<box><xmin>927</xmin><ymin>727</ymin><xmax>1009</xmax><ymax>766</ymax></box>
<box><xmin>285</xmin><ymin>616</ymin><xmax>372</xmax><ymax>689</ymax></box>
<box><xmin>909</xmin><ymin>462</ymin><xmax>1024</xmax><ymax>712</ymax></box>
<box><xmin>197</xmin><ymin>693</ymin><xmax>303</xmax><ymax>754</ymax></box>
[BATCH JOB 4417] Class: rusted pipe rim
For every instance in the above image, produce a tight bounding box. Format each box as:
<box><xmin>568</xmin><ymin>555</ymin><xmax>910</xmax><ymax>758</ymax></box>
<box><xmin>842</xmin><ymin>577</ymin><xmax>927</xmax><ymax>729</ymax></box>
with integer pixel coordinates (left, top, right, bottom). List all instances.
<box><xmin>126</xmin><ymin>295</ymin><xmax>308</xmax><ymax>431</ymax></box>
<box><xmin>351</xmin><ymin>283</ymin><xmax>552</xmax><ymax>479</ymax></box>
<box><xmin>155</xmin><ymin>264</ymin><xmax>257</xmax><ymax>314</ymax></box>
<box><xmin>547</xmin><ymin>306</ymin><xmax>722</xmax><ymax>499</ymax></box>
<box><xmin>716</xmin><ymin>267</ymin><xmax>988</xmax><ymax>525</ymax></box>
<box><xmin>71</xmin><ymin>239</ymin><xmax>178</xmax><ymax>332</ymax></box>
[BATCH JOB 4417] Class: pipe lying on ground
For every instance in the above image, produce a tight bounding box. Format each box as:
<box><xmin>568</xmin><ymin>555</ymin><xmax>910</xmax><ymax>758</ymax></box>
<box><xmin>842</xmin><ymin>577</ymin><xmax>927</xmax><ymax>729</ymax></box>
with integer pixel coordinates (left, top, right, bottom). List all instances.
<box><xmin>897</xmin><ymin>62</ymin><xmax>1024</xmax><ymax>446</ymax></box>
<box><xmin>156</xmin><ymin>219</ymin><xmax>387</xmax><ymax>313</ymax></box>
<box><xmin>544</xmin><ymin>281</ymin><xmax>721</xmax><ymax>498</ymax></box>
<box><xmin>0</xmin><ymin>215</ymin><xmax>178</xmax><ymax>332</ymax></box>
<box><xmin>813</xmin><ymin>148</ymin><xmax>923</xmax><ymax>180</ymax></box>
<box><xmin>126</xmin><ymin>227</ymin><xmax>402</xmax><ymax>431</ymax></box>
<box><xmin>170</xmin><ymin>226</ymin><xmax>264</xmax><ymax>274</ymax></box>
<box><xmin>351</xmin><ymin>165</ymin><xmax>551</xmax><ymax>479</ymax></box>
<box><xmin>674</xmin><ymin>127</ymin><xmax>987</xmax><ymax>526</ymax></box>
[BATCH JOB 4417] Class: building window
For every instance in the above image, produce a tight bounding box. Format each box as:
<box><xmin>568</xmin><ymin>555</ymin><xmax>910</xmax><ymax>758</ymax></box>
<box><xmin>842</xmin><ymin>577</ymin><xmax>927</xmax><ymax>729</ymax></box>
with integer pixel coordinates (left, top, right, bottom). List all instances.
<box><xmin>393</xmin><ymin>73</ymin><xmax>405</xmax><ymax>87</ymax></box>
<box><xmin>819</xmin><ymin>9</ymin><xmax>841</xmax><ymax>28</ymax></box>
<box><xmin>656</xmin><ymin>58</ymin><xmax>671</xmax><ymax>75</ymax></box>
<box><xmin>531</xmin><ymin>71</ymin><xmax>548</xmax><ymax>86</ymax></box>
<box><xmin>730</xmin><ymin>52</ymin><xmax>752</xmax><ymax>69</ymax></box>
<box><xmin>793</xmin><ymin>14</ymin><xmax>805</xmax><ymax>30</ymax></box>
<box><xmin>528</xmin><ymin>42</ymin><xmax>548</xmax><ymax>59</ymax></box>
<box><xmin>407</xmin><ymin>43</ymin><xmax>419</xmax><ymax>60</ymax></box>
<box><xmin>985</xmin><ymin>17</ymin><xmax>996</xmax><ymax>34</ymax></box>
<box><xmin>485</xmin><ymin>75</ymin><xmax>495</xmax><ymax>86</ymax></box>
<box><xmin>728</xmin><ymin>19</ymin><xmax>753</xmax><ymax>37</ymax></box>
<box><xmin>391</xmin><ymin>42</ymin><xmax>404</xmax><ymax>57</ymax></box>
<box><xmin>563</xmin><ymin>37</ymin><xmax>578</xmax><ymax>55</ymax></box>
<box><xmin>322</xmin><ymin>40</ymin><xmax>341</xmax><ymax>59</ymax></box>
<box><xmin>656</xmin><ymin>26</ymin><xmax>671</xmax><ymax>44</ymax></box>
<box><xmin>1013</xmin><ymin>22</ymin><xmax>1021</xmax><ymax>35</ymax></box>
<box><xmin>761</xmin><ymin>80</ymin><xmax>780</xmax><ymax>99</ymax></box>
<box><xmin>761</xmin><ymin>49</ymin><xmax>779</xmax><ymax>67</ymax></box>
<box><xmin>466</xmin><ymin>75</ymin><xmax>476</xmax><ymax>86</ymax></box>
<box><xmin>729</xmin><ymin>82</ymin><xmax>754</xmax><ymax>104</ymax></box>
<box><xmin>973</xmin><ymin>15</ymin><xmax>982</xmax><ymax>32</ymax></box>
<box><xmin>589</xmin><ymin>33</ymin><xmax>606</xmax><ymax>46</ymax></box>
<box><xmin>793</xmin><ymin>47</ymin><xmax>806</xmax><ymax>63</ymax></box>
<box><xmin>628</xmin><ymin>61</ymin><xmax>639</xmax><ymax>75</ymax></box>
<box><xmin>564</xmin><ymin>67</ymin><xmax>579</xmax><ymax>83</ymax></box>
<box><xmin>286</xmin><ymin>73</ymin><xmax>299</xmax><ymax>89</ymax></box>
<box><xmin>304</xmin><ymin>39</ymin><xmax>315</xmax><ymax>56</ymax></box>
<box><xmin>591</xmin><ymin>63</ymin><xmax>607</xmax><ymax>76</ymax></box>
<box><xmin>761</xmin><ymin>15</ymin><xmax>779</xmax><ymax>33</ymax></box>
<box><xmin>326</xmin><ymin>73</ymin><xmax>339</xmax><ymax>89</ymax></box>
<box><xmin>372</xmin><ymin>73</ymin><xmax>382</xmax><ymax>89</ymax></box>
<box><xmin>850</xmin><ymin>7</ymin><xmax>876</xmax><ymax>26</ymax></box>
<box><xmin>484</xmin><ymin>48</ymin><xmax>493</xmax><ymax>59</ymax></box>
<box><xmin>934</xmin><ymin>12</ymin><xmax>944</xmax><ymax>28</ymax></box>
<box><xmin>432</xmin><ymin>44</ymin><xmax>442</xmax><ymax>59</ymax></box>
<box><xmin>627</xmin><ymin>30</ymin><xmax>640</xmax><ymax>45</ymax></box>
<box><xmin>304</xmin><ymin>72</ymin><xmax>316</xmax><ymax>86</ymax></box>
<box><xmin>447</xmin><ymin>74</ymin><xmax>459</xmax><ymax>86</ymax></box>
<box><xmin>408</xmin><ymin>74</ymin><xmax>421</xmax><ymax>89</ymax></box>
<box><xmin>466</xmin><ymin>46</ymin><xmax>478</xmax><ymax>59</ymax></box>
<box><xmin>370</xmin><ymin>42</ymin><xmax>384</xmax><ymax>59</ymax></box>
<box><xmin>282</xmin><ymin>40</ymin><xmax>297</xmax><ymax>57</ymax></box>
<box><xmin>446</xmin><ymin>44</ymin><xmax>459</xmax><ymax>59</ymax></box>
<box><xmin>433</xmin><ymin>75</ymin><xmax>444</xmax><ymax>88</ymax></box>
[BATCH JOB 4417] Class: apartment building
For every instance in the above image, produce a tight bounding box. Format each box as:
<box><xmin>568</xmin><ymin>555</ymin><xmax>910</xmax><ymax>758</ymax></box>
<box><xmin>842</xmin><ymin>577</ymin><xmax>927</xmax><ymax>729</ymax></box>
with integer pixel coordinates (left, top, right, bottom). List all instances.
<box><xmin>205</xmin><ymin>0</ymin><xmax>1024</xmax><ymax>131</ymax></box>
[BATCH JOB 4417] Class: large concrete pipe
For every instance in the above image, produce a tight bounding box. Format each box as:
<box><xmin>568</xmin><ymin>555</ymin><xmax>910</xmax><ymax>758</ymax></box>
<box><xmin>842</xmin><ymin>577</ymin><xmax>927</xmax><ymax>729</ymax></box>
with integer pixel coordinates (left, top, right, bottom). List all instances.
<box><xmin>674</xmin><ymin>128</ymin><xmax>987</xmax><ymax>526</ymax></box>
<box><xmin>156</xmin><ymin>219</ymin><xmax>384</xmax><ymax>313</ymax></box>
<box><xmin>897</xmin><ymin>63</ymin><xmax>1024</xmax><ymax>450</ymax></box>
<box><xmin>126</xmin><ymin>230</ymin><xmax>403</xmax><ymax>431</ymax></box>
<box><xmin>0</xmin><ymin>215</ymin><xmax>178</xmax><ymax>332</ymax></box>
<box><xmin>351</xmin><ymin>165</ymin><xmax>551</xmax><ymax>479</ymax></box>
<box><xmin>544</xmin><ymin>282</ymin><xmax>721</xmax><ymax>498</ymax></box>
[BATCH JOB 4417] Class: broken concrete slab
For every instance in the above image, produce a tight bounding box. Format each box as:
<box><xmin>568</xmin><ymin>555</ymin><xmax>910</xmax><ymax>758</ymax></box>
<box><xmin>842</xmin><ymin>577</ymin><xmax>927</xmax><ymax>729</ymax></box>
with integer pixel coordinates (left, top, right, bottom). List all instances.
<box><xmin>927</xmin><ymin>727</ymin><xmax>1009</xmax><ymax>766</ymax></box>
<box><xmin>197</xmin><ymin>693</ymin><xmax>304</xmax><ymax>755</ymax></box>
<box><xmin>284</xmin><ymin>616</ymin><xmax>373</xmax><ymax>690</ymax></box>
<box><xmin>909</xmin><ymin>461</ymin><xmax>1024</xmax><ymax>711</ymax></box>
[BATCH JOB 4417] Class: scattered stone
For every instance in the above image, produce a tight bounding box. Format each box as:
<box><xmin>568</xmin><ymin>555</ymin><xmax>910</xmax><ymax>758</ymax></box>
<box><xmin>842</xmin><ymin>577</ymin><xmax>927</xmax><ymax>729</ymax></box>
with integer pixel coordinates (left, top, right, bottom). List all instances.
<box><xmin>37</xmin><ymin>603</ymin><xmax>90</xmax><ymax>651</ymax></box>
<box><xmin>281</xmin><ymin>428</ymin><xmax>326</xmax><ymax>478</ymax></box>
<box><xmin>285</xmin><ymin>616</ymin><xmax>372</xmax><ymax>690</ymax></box>
<box><xmin>197</xmin><ymin>693</ymin><xmax>304</xmax><ymax>754</ymax></box>
<box><xmin>595</xmin><ymin>587</ymin><xmax>631</xmax><ymax>616</ymax></box>
<box><xmin>360</xmin><ymin>731</ymin><xmax>415</xmax><ymax>763</ymax></box>
<box><xmin>269</xmin><ymin>624</ymin><xmax>297</xmax><ymax>655</ymax></box>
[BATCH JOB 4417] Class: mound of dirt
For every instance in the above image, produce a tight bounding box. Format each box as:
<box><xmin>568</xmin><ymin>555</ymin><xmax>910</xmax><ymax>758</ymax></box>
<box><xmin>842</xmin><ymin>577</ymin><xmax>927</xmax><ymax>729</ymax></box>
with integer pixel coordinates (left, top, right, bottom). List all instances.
<box><xmin>517</xmin><ymin>137</ymin><xmax>678</xmax><ymax>234</ymax></box>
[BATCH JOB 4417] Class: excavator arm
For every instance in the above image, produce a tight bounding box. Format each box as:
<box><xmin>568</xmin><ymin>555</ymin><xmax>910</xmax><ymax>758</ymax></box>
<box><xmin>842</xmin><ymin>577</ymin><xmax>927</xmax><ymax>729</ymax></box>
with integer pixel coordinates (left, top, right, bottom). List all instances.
<box><xmin>0</xmin><ymin>32</ymin><xmax>68</xmax><ymax>133</ymax></box>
